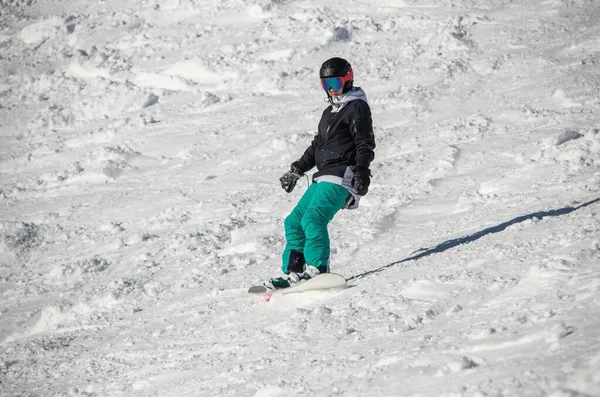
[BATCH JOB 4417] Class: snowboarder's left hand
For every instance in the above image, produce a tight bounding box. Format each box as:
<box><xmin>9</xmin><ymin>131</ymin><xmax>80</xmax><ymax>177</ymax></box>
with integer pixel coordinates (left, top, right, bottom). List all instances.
<box><xmin>352</xmin><ymin>167</ymin><xmax>371</xmax><ymax>195</ymax></box>
<box><xmin>280</xmin><ymin>164</ymin><xmax>304</xmax><ymax>193</ymax></box>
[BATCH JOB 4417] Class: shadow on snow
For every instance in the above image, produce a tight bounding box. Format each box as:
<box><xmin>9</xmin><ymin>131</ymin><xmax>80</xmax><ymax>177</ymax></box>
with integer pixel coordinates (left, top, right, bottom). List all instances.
<box><xmin>347</xmin><ymin>197</ymin><xmax>600</xmax><ymax>282</ymax></box>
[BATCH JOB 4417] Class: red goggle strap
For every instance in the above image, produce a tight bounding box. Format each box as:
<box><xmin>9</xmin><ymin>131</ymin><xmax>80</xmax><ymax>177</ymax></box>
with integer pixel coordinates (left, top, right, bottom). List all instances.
<box><xmin>343</xmin><ymin>69</ymin><xmax>354</xmax><ymax>83</ymax></box>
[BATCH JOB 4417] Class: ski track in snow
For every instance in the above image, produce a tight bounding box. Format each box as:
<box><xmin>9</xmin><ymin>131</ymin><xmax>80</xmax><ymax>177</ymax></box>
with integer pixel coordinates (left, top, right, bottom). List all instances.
<box><xmin>1</xmin><ymin>0</ymin><xmax>600</xmax><ymax>396</ymax></box>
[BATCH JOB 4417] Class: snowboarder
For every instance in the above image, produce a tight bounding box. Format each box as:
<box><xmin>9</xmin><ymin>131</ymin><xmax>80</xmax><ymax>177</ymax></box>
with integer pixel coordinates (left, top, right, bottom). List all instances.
<box><xmin>264</xmin><ymin>57</ymin><xmax>376</xmax><ymax>290</ymax></box>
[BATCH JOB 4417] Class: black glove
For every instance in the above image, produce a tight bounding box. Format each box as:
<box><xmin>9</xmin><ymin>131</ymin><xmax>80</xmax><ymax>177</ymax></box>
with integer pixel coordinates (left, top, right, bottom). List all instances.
<box><xmin>352</xmin><ymin>167</ymin><xmax>371</xmax><ymax>195</ymax></box>
<box><xmin>279</xmin><ymin>164</ymin><xmax>304</xmax><ymax>193</ymax></box>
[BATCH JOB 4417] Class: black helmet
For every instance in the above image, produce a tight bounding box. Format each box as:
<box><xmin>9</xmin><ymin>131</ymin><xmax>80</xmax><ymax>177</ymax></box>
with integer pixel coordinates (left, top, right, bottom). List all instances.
<box><xmin>319</xmin><ymin>57</ymin><xmax>354</xmax><ymax>94</ymax></box>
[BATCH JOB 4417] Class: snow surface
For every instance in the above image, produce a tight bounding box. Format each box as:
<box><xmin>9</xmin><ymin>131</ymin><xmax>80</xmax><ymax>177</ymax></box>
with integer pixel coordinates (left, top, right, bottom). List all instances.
<box><xmin>1</xmin><ymin>0</ymin><xmax>600</xmax><ymax>396</ymax></box>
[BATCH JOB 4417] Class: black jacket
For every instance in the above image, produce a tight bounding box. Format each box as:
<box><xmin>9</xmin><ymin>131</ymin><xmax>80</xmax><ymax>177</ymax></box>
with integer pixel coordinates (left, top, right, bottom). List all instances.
<box><xmin>293</xmin><ymin>88</ymin><xmax>375</xmax><ymax>180</ymax></box>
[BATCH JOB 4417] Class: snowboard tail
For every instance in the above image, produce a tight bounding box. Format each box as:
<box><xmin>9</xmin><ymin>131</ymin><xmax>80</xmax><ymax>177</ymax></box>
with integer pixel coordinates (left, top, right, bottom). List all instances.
<box><xmin>248</xmin><ymin>273</ymin><xmax>346</xmax><ymax>295</ymax></box>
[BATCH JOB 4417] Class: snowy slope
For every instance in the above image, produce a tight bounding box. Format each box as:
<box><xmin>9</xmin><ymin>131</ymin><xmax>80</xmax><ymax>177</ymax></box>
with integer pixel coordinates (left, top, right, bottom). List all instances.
<box><xmin>1</xmin><ymin>0</ymin><xmax>599</xmax><ymax>396</ymax></box>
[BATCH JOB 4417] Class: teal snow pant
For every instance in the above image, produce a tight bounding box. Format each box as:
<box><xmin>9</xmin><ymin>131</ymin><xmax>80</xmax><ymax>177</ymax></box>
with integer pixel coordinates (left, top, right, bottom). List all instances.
<box><xmin>282</xmin><ymin>181</ymin><xmax>350</xmax><ymax>274</ymax></box>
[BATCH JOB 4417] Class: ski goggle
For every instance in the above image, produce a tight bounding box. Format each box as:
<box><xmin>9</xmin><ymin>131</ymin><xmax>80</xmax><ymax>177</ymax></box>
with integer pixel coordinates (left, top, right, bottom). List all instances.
<box><xmin>320</xmin><ymin>70</ymin><xmax>354</xmax><ymax>92</ymax></box>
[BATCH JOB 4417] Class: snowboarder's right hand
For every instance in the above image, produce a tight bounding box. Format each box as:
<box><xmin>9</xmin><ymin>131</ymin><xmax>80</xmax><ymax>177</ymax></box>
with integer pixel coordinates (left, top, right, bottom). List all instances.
<box><xmin>279</xmin><ymin>164</ymin><xmax>304</xmax><ymax>193</ymax></box>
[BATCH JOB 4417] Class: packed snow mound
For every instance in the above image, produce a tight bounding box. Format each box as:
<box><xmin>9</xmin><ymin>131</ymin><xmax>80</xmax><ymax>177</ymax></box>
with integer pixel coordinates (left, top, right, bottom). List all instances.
<box><xmin>534</xmin><ymin>128</ymin><xmax>600</xmax><ymax>169</ymax></box>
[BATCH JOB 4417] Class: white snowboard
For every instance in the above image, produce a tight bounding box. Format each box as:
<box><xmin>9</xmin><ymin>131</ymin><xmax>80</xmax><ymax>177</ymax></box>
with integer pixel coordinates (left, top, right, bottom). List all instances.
<box><xmin>248</xmin><ymin>273</ymin><xmax>347</xmax><ymax>295</ymax></box>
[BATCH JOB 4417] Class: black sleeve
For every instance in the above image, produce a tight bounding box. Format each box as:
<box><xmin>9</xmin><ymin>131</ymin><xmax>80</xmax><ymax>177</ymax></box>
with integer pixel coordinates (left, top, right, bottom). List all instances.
<box><xmin>293</xmin><ymin>134</ymin><xmax>320</xmax><ymax>173</ymax></box>
<box><xmin>349</xmin><ymin>101</ymin><xmax>375</xmax><ymax>169</ymax></box>
<box><xmin>294</xmin><ymin>107</ymin><xmax>330</xmax><ymax>173</ymax></box>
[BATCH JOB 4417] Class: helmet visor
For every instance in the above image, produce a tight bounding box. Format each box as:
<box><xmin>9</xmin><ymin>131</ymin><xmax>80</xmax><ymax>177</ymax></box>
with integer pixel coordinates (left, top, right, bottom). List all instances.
<box><xmin>320</xmin><ymin>76</ymin><xmax>344</xmax><ymax>92</ymax></box>
<box><xmin>319</xmin><ymin>69</ymin><xmax>354</xmax><ymax>93</ymax></box>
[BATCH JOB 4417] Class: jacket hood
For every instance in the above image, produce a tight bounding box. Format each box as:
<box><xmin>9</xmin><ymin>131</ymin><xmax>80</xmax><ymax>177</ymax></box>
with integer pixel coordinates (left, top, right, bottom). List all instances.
<box><xmin>330</xmin><ymin>87</ymin><xmax>368</xmax><ymax>113</ymax></box>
